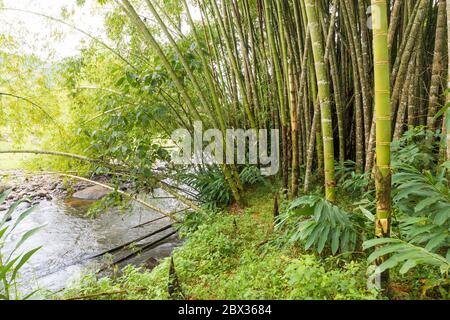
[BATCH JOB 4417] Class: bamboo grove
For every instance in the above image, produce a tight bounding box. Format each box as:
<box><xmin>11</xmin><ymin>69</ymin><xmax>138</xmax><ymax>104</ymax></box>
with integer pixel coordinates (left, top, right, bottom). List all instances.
<box><xmin>0</xmin><ymin>0</ymin><xmax>448</xmax><ymax>297</ymax></box>
<box><xmin>117</xmin><ymin>0</ymin><xmax>449</xmax><ymax>203</ymax></box>
<box><xmin>116</xmin><ymin>1</ymin><xmax>449</xmax><ymax>289</ymax></box>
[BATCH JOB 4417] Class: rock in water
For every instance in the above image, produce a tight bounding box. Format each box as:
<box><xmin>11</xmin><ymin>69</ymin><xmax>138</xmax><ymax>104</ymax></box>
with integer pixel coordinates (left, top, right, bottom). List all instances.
<box><xmin>72</xmin><ymin>185</ymin><xmax>110</xmax><ymax>200</ymax></box>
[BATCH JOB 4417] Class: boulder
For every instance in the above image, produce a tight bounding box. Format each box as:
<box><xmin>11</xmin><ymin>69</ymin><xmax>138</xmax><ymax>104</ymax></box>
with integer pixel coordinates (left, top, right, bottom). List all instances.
<box><xmin>72</xmin><ymin>185</ymin><xmax>110</xmax><ymax>200</ymax></box>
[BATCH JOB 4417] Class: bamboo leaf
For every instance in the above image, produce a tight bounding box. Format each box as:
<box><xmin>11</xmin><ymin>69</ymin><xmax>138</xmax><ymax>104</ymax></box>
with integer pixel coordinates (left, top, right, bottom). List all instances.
<box><xmin>11</xmin><ymin>246</ymin><xmax>42</xmax><ymax>280</ymax></box>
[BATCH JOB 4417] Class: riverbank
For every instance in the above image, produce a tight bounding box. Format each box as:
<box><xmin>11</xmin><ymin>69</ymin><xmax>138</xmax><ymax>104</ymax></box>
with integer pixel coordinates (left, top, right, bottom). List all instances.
<box><xmin>0</xmin><ymin>171</ymin><xmax>182</xmax><ymax>295</ymax></box>
<box><xmin>0</xmin><ymin>170</ymin><xmax>97</xmax><ymax>205</ymax></box>
<box><xmin>61</xmin><ymin>185</ymin><xmax>382</xmax><ymax>300</ymax></box>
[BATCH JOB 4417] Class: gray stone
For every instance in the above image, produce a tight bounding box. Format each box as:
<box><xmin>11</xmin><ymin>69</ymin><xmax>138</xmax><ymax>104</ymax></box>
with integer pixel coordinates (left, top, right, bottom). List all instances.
<box><xmin>72</xmin><ymin>185</ymin><xmax>110</xmax><ymax>200</ymax></box>
<box><xmin>49</xmin><ymin>182</ymin><xmax>58</xmax><ymax>190</ymax></box>
<box><xmin>36</xmin><ymin>190</ymin><xmax>48</xmax><ymax>198</ymax></box>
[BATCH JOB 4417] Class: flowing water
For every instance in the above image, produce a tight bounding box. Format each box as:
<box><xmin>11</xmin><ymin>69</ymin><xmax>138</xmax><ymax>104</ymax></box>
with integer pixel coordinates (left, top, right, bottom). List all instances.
<box><xmin>3</xmin><ymin>188</ymin><xmax>183</xmax><ymax>296</ymax></box>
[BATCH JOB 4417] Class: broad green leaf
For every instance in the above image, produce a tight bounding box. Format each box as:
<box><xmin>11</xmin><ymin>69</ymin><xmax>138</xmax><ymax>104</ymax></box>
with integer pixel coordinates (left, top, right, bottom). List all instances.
<box><xmin>0</xmin><ymin>256</ymin><xmax>20</xmax><ymax>279</ymax></box>
<box><xmin>317</xmin><ymin>225</ymin><xmax>330</xmax><ymax>254</ymax></box>
<box><xmin>331</xmin><ymin>227</ymin><xmax>341</xmax><ymax>255</ymax></box>
<box><xmin>0</xmin><ymin>226</ymin><xmax>8</xmax><ymax>239</ymax></box>
<box><xmin>399</xmin><ymin>259</ymin><xmax>418</xmax><ymax>274</ymax></box>
<box><xmin>363</xmin><ymin>238</ymin><xmax>401</xmax><ymax>250</ymax></box>
<box><xmin>433</xmin><ymin>207</ymin><xmax>450</xmax><ymax>226</ymax></box>
<box><xmin>424</xmin><ymin>234</ymin><xmax>448</xmax><ymax>252</ymax></box>
<box><xmin>359</xmin><ymin>206</ymin><xmax>375</xmax><ymax>222</ymax></box>
<box><xmin>415</xmin><ymin>196</ymin><xmax>442</xmax><ymax>213</ymax></box>
<box><xmin>367</xmin><ymin>243</ymin><xmax>408</xmax><ymax>264</ymax></box>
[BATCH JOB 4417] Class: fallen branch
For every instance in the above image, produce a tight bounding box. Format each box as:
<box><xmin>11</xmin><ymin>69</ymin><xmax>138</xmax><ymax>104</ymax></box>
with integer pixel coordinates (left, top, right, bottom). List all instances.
<box><xmin>157</xmin><ymin>180</ymin><xmax>198</xmax><ymax>199</ymax></box>
<box><xmin>0</xmin><ymin>93</ymin><xmax>67</xmax><ymax>137</ymax></box>
<box><xmin>0</xmin><ymin>150</ymin><xmax>98</xmax><ymax>163</ymax></box>
<box><xmin>157</xmin><ymin>180</ymin><xmax>200</xmax><ymax>211</ymax></box>
<box><xmin>0</xmin><ymin>151</ymin><xmax>200</xmax><ymax>215</ymax></box>
<box><xmin>60</xmin><ymin>174</ymin><xmax>177</xmax><ymax>220</ymax></box>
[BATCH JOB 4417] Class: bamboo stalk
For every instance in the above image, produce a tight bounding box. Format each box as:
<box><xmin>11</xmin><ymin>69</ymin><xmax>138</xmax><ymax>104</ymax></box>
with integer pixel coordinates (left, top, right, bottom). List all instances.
<box><xmin>304</xmin><ymin>0</ymin><xmax>336</xmax><ymax>203</ymax></box>
<box><xmin>371</xmin><ymin>0</ymin><xmax>392</xmax><ymax>292</ymax></box>
<box><xmin>427</xmin><ymin>0</ymin><xmax>447</xmax><ymax>131</ymax></box>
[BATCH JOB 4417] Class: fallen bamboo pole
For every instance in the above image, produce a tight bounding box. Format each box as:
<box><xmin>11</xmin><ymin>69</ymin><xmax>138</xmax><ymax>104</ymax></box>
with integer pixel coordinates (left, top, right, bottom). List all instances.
<box><xmin>0</xmin><ymin>150</ymin><xmax>200</xmax><ymax>213</ymax></box>
<box><xmin>89</xmin><ymin>224</ymin><xmax>174</xmax><ymax>259</ymax></box>
<box><xmin>0</xmin><ymin>150</ymin><xmax>98</xmax><ymax>163</ymax></box>
<box><xmin>156</xmin><ymin>180</ymin><xmax>200</xmax><ymax>211</ymax></box>
<box><xmin>109</xmin><ymin>230</ymin><xmax>178</xmax><ymax>267</ymax></box>
<box><xmin>132</xmin><ymin>216</ymin><xmax>170</xmax><ymax>229</ymax></box>
<box><xmin>132</xmin><ymin>207</ymin><xmax>189</xmax><ymax>229</ymax></box>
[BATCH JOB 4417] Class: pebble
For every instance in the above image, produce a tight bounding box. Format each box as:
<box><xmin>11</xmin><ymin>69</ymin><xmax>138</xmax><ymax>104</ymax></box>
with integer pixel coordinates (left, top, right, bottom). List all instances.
<box><xmin>1</xmin><ymin>172</ymin><xmax>113</xmax><ymax>210</ymax></box>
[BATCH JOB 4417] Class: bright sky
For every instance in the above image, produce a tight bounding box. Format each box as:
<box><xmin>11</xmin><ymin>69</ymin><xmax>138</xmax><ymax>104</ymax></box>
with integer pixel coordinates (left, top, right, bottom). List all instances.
<box><xmin>0</xmin><ymin>0</ymin><xmax>202</xmax><ymax>61</ymax></box>
<box><xmin>0</xmin><ymin>0</ymin><xmax>108</xmax><ymax>60</ymax></box>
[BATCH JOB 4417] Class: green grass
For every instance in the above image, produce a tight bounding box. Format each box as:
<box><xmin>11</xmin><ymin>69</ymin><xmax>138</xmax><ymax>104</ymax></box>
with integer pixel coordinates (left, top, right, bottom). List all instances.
<box><xmin>61</xmin><ymin>185</ymin><xmax>380</xmax><ymax>300</ymax></box>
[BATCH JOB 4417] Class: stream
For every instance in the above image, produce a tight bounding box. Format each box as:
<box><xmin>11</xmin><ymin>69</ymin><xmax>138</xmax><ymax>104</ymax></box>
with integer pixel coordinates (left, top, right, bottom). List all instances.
<box><xmin>2</xmin><ymin>182</ymin><xmax>184</xmax><ymax>297</ymax></box>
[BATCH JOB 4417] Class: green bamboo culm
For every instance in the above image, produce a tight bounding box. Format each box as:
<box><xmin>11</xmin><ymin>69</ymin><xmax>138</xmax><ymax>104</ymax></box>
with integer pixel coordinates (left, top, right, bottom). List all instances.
<box><xmin>304</xmin><ymin>0</ymin><xmax>336</xmax><ymax>203</ymax></box>
<box><xmin>371</xmin><ymin>0</ymin><xmax>392</xmax><ymax>291</ymax></box>
<box><xmin>446</xmin><ymin>0</ymin><xmax>450</xmax><ymax>162</ymax></box>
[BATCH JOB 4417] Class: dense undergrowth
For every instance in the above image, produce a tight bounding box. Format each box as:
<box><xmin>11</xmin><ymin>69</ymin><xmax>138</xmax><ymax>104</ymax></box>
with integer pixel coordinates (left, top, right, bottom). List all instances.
<box><xmin>62</xmin><ymin>186</ymin><xmax>380</xmax><ymax>300</ymax></box>
<box><xmin>60</xmin><ymin>128</ymin><xmax>449</xmax><ymax>301</ymax></box>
